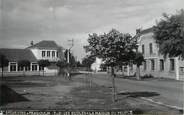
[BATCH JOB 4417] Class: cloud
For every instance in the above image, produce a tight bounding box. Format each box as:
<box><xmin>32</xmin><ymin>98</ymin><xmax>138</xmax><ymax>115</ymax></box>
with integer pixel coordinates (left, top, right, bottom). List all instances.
<box><xmin>0</xmin><ymin>0</ymin><xmax>184</xmax><ymax>60</ymax></box>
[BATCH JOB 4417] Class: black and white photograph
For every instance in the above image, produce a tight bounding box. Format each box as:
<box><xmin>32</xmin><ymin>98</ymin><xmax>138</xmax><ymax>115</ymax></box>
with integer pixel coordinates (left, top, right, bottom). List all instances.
<box><xmin>0</xmin><ymin>0</ymin><xmax>184</xmax><ymax>114</ymax></box>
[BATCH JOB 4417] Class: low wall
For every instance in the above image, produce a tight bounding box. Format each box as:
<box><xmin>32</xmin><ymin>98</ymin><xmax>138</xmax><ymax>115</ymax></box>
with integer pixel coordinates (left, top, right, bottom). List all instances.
<box><xmin>0</xmin><ymin>71</ymin><xmax>58</xmax><ymax>77</ymax></box>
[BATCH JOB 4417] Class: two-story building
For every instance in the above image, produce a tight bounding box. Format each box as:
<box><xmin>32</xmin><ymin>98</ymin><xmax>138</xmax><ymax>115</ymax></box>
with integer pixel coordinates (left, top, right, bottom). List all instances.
<box><xmin>0</xmin><ymin>40</ymin><xmax>65</xmax><ymax>76</ymax></box>
<box><xmin>134</xmin><ymin>28</ymin><xmax>184</xmax><ymax>80</ymax></box>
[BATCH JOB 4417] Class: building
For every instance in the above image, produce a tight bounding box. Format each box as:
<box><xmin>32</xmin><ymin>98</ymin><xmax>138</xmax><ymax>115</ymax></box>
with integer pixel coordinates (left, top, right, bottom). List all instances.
<box><xmin>0</xmin><ymin>40</ymin><xmax>65</xmax><ymax>76</ymax></box>
<box><xmin>133</xmin><ymin>28</ymin><xmax>184</xmax><ymax>80</ymax></box>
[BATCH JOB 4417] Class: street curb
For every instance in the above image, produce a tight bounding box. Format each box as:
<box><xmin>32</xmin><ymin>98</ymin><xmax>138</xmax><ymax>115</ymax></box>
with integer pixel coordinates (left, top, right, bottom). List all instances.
<box><xmin>140</xmin><ymin>97</ymin><xmax>183</xmax><ymax>111</ymax></box>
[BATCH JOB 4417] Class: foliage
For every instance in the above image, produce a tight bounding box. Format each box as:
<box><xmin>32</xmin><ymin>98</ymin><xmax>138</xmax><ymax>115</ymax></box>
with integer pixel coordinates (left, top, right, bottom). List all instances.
<box><xmin>82</xmin><ymin>55</ymin><xmax>96</xmax><ymax>68</ymax></box>
<box><xmin>18</xmin><ymin>60</ymin><xmax>30</xmax><ymax>67</ymax></box>
<box><xmin>84</xmin><ymin>29</ymin><xmax>137</xmax><ymax>67</ymax></box>
<box><xmin>133</xmin><ymin>52</ymin><xmax>145</xmax><ymax>67</ymax></box>
<box><xmin>56</xmin><ymin>60</ymin><xmax>68</xmax><ymax>68</ymax></box>
<box><xmin>0</xmin><ymin>54</ymin><xmax>9</xmax><ymax>77</ymax></box>
<box><xmin>99</xmin><ymin>63</ymin><xmax>107</xmax><ymax>71</ymax></box>
<box><xmin>64</xmin><ymin>49</ymin><xmax>77</xmax><ymax>67</ymax></box>
<box><xmin>76</xmin><ymin>61</ymin><xmax>82</xmax><ymax>67</ymax></box>
<box><xmin>38</xmin><ymin>60</ymin><xmax>50</xmax><ymax>68</ymax></box>
<box><xmin>153</xmin><ymin>9</ymin><xmax>184</xmax><ymax>59</ymax></box>
<box><xmin>0</xmin><ymin>54</ymin><xmax>9</xmax><ymax>68</ymax></box>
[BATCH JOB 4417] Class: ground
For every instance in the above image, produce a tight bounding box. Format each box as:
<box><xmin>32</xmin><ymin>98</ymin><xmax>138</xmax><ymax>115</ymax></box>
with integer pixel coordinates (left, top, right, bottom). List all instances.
<box><xmin>0</xmin><ymin>73</ymin><xmax>183</xmax><ymax>114</ymax></box>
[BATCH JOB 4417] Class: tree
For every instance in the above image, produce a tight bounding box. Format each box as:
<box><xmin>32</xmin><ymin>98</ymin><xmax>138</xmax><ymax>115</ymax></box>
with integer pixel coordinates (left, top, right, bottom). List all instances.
<box><xmin>153</xmin><ymin>9</ymin><xmax>184</xmax><ymax>59</ymax></box>
<box><xmin>63</xmin><ymin>49</ymin><xmax>77</xmax><ymax>80</ymax></box>
<box><xmin>76</xmin><ymin>61</ymin><xmax>82</xmax><ymax>67</ymax></box>
<box><xmin>38</xmin><ymin>60</ymin><xmax>50</xmax><ymax>76</ymax></box>
<box><xmin>56</xmin><ymin>60</ymin><xmax>67</xmax><ymax>69</ymax></box>
<box><xmin>84</xmin><ymin>29</ymin><xmax>137</xmax><ymax>102</ymax></box>
<box><xmin>133</xmin><ymin>52</ymin><xmax>145</xmax><ymax>80</ymax></box>
<box><xmin>64</xmin><ymin>49</ymin><xmax>77</xmax><ymax>67</ymax></box>
<box><xmin>18</xmin><ymin>60</ymin><xmax>30</xmax><ymax>76</ymax></box>
<box><xmin>99</xmin><ymin>63</ymin><xmax>107</xmax><ymax>71</ymax></box>
<box><xmin>82</xmin><ymin>55</ymin><xmax>96</xmax><ymax>71</ymax></box>
<box><xmin>56</xmin><ymin>60</ymin><xmax>68</xmax><ymax>76</ymax></box>
<box><xmin>0</xmin><ymin>54</ymin><xmax>9</xmax><ymax>78</ymax></box>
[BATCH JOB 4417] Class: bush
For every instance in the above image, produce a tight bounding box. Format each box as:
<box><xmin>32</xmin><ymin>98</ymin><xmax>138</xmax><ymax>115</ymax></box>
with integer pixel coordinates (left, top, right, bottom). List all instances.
<box><xmin>141</xmin><ymin>74</ymin><xmax>154</xmax><ymax>79</ymax></box>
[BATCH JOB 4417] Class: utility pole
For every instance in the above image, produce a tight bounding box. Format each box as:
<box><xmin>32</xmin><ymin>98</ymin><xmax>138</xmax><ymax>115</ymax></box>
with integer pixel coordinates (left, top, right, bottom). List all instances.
<box><xmin>67</xmin><ymin>39</ymin><xmax>74</xmax><ymax>64</ymax></box>
<box><xmin>67</xmin><ymin>39</ymin><xmax>74</xmax><ymax>80</ymax></box>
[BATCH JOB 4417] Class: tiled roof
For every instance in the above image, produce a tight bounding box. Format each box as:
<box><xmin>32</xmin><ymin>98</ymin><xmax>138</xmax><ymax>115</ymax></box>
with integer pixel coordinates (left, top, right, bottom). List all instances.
<box><xmin>0</xmin><ymin>49</ymin><xmax>37</xmax><ymax>62</ymax></box>
<box><xmin>27</xmin><ymin>40</ymin><xmax>59</xmax><ymax>49</ymax></box>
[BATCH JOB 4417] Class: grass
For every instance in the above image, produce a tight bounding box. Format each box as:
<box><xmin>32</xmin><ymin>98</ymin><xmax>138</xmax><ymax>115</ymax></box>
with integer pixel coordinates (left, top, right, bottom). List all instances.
<box><xmin>55</xmin><ymin>82</ymin><xmax>180</xmax><ymax>114</ymax></box>
<box><xmin>56</xmin><ymin>85</ymin><xmax>132</xmax><ymax>110</ymax></box>
<box><xmin>0</xmin><ymin>74</ymin><xmax>182</xmax><ymax>114</ymax></box>
<box><xmin>0</xmin><ymin>85</ymin><xmax>29</xmax><ymax>105</ymax></box>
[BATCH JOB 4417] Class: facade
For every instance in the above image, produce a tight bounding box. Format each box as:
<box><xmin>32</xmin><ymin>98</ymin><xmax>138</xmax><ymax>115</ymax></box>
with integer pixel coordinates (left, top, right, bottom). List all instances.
<box><xmin>0</xmin><ymin>40</ymin><xmax>65</xmax><ymax>76</ymax></box>
<box><xmin>135</xmin><ymin>28</ymin><xmax>184</xmax><ymax>80</ymax></box>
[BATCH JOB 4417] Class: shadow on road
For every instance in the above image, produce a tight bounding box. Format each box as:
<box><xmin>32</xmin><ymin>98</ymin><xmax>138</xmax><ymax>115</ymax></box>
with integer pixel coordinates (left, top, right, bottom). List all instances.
<box><xmin>0</xmin><ymin>85</ymin><xmax>29</xmax><ymax>106</ymax></box>
<box><xmin>118</xmin><ymin>91</ymin><xmax>160</xmax><ymax>98</ymax></box>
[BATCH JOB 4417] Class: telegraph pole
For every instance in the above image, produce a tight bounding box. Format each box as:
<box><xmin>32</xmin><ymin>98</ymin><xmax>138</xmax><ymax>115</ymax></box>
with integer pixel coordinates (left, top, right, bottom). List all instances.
<box><xmin>67</xmin><ymin>39</ymin><xmax>74</xmax><ymax>79</ymax></box>
<box><xmin>67</xmin><ymin>39</ymin><xmax>74</xmax><ymax>64</ymax></box>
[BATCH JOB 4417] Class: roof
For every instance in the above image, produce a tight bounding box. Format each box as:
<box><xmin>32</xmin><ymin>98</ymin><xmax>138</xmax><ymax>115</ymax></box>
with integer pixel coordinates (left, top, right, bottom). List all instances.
<box><xmin>139</xmin><ymin>27</ymin><xmax>153</xmax><ymax>35</ymax></box>
<box><xmin>0</xmin><ymin>49</ymin><xmax>37</xmax><ymax>62</ymax></box>
<box><xmin>132</xmin><ymin>27</ymin><xmax>154</xmax><ymax>40</ymax></box>
<box><xmin>27</xmin><ymin>40</ymin><xmax>59</xmax><ymax>49</ymax></box>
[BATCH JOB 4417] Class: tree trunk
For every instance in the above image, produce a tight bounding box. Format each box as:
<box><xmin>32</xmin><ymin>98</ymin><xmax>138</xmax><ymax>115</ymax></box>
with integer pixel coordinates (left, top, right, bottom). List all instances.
<box><xmin>127</xmin><ymin>65</ymin><xmax>130</xmax><ymax>76</ymax></box>
<box><xmin>2</xmin><ymin>66</ymin><xmax>3</xmax><ymax>78</ymax></box>
<box><xmin>122</xmin><ymin>66</ymin><xmax>124</xmax><ymax>77</ymax></box>
<box><xmin>59</xmin><ymin>67</ymin><xmax>62</xmax><ymax>76</ymax></box>
<box><xmin>43</xmin><ymin>67</ymin><xmax>44</xmax><ymax>76</ymax></box>
<box><xmin>111</xmin><ymin>67</ymin><xmax>116</xmax><ymax>102</ymax></box>
<box><xmin>23</xmin><ymin>67</ymin><xmax>25</xmax><ymax>77</ymax></box>
<box><xmin>136</xmin><ymin>65</ymin><xmax>140</xmax><ymax>80</ymax></box>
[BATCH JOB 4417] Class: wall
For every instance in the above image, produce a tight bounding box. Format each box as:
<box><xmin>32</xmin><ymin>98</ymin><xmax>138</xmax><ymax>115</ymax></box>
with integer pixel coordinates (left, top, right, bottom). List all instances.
<box><xmin>0</xmin><ymin>62</ymin><xmax>59</xmax><ymax>77</ymax></box>
<box><xmin>178</xmin><ymin>58</ymin><xmax>184</xmax><ymax>80</ymax></box>
<box><xmin>30</xmin><ymin>48</ymin><xmax>59</xmax><ymax>62</ymax></box>
<box><xmin>138</xmin><ymin>32</ymin><xmax>184</xmax><ymax>80</ymax></box>
<box><xmin>0</xmin><ymin>71</ymin><xmax>58</xmax><ymax>77</ymax></box>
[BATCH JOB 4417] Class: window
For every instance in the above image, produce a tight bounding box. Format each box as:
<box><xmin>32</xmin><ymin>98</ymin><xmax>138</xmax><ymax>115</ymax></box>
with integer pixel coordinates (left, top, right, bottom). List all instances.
<box><xmin>10</xmin><ymin>64</ymin><xmax>16</xmax><ymax>71</ymax></box>
<box><xmin>52</xmin><ymin>51</ymin><xmax>55</xmax><ymax>57</ymax></box>
<box><xmin>32</xmin><ymin>64</ymin><xmax>38</xmax><ymax>71</ymax></box>
<box><xmin>143</xmin><ymin>60</ymin><xmax>146</xmax><ymax>70</ymax></box>
<box><xmin>151</xmin><ymin>59</ymin><xmax>155</xmax><ymax>71</ymax></box>
<box><xmin>42</xmin><ymin>51</ymin><xmax>46</xmax><ymax>57</ymax></box>
<box><xmin>149</xmin><ymin>43</ymin><xmax>153</xmax><ymax>54</ymax></box>
<box><xmin>170</xmin><ymin>59</ymin><xmax>175</xmax><ymax>71</ymax></box>
<box><xmin>47</xmin><ymin>51</ymin><xmax>50</xmax><ymax>57</ymax></box>
<box><xmin>56</xmin><ymin>51</ymin><xmax>59</xmax><ymax>57</ymax></box>
<box><xmin>142</xmin><ymin>45</ymin><xmax>145</xmax><ymax>54</ymax></box>
<box><xmin>160</xmin><ymin>59</ymin><xmax>164</xmax><ymax>71</ymax></box>
<box><xmin>180</xmin><ymin>67</ymin><xmax>184</xmax><ymax>73</ymax></box>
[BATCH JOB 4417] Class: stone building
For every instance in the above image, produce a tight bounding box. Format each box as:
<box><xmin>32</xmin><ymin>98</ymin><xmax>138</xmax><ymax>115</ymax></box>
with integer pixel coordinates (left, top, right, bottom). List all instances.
<box><xmin>133</xmin><ymin>28</ymin><xmax>184</xmax><ymax>80</ymax></box>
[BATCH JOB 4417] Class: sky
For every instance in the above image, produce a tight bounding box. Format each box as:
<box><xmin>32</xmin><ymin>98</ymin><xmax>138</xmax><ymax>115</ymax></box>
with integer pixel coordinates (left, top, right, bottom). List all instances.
<box><xmin>0</xmin><ymin>0</ymin><xmax>184</xmax><ymax>61</ymax></box>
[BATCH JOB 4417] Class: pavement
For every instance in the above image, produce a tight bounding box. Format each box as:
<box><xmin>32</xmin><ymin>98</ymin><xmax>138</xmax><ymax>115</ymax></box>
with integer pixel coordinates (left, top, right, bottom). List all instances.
<box><xmin>84</xmin><ymin>72</ymin><xmax>184</xmax><ymax>111</ymax></box>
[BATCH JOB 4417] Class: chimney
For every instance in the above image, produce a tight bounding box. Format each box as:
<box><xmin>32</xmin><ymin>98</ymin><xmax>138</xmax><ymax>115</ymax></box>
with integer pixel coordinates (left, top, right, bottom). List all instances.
<box><xmin>30</xmin><ymin>41</ymin><xmax>34</xmax><ymax>46</ymax></box>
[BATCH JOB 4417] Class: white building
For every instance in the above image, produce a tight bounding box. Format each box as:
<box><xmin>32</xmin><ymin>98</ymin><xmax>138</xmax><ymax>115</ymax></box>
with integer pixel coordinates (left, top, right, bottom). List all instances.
<box><xmin>131</xmin><ymin>28</ymin><xmax>184</xmax><ymax>80</ymax></box>
<box><xmin>0</xmin><ymin>40</ymin><xmax>64</xmax><ymax>76</ymax></box>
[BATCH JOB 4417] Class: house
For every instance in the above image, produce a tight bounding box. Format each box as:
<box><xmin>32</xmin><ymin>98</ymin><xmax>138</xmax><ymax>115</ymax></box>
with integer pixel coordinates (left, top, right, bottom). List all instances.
<box><xmin>133</xmin><ymin>27</ymin><xmax>184</xmax><ymax>80</ymax></box>
<box><xmin>0</xmin><ymin>40</ymin><xmax>65</xmax><ymax>76</ymax></box>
